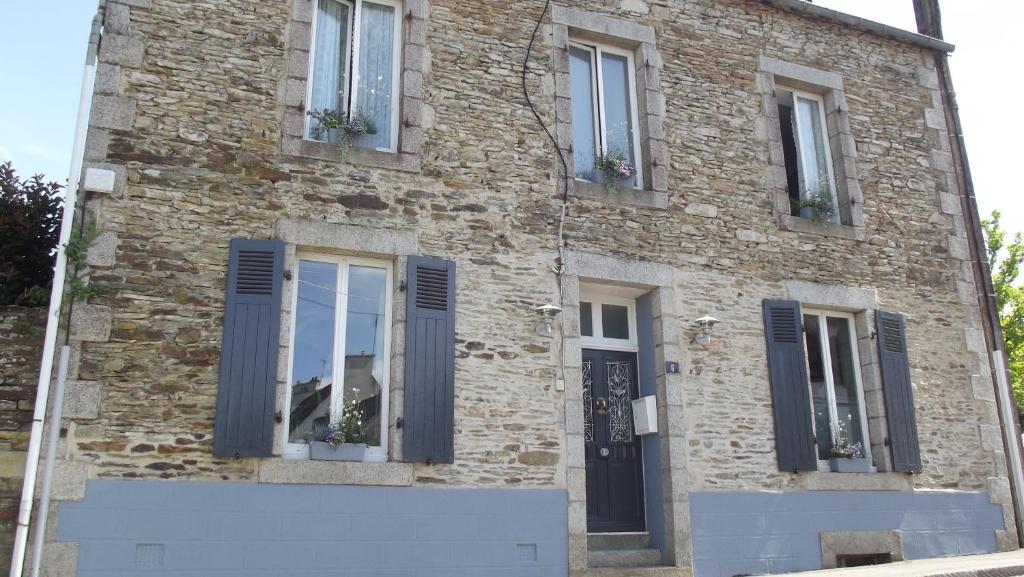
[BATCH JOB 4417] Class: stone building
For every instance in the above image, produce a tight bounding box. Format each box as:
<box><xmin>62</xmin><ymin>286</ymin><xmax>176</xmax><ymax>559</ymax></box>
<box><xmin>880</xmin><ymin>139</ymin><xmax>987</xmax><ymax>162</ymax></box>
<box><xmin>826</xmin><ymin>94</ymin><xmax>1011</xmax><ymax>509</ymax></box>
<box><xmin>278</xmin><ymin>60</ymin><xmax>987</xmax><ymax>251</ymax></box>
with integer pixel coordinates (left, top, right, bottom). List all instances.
<box><xmin>15</xmin><ymin>0</ymin><xmax>1023</xmax><ymax>576</ymax></box>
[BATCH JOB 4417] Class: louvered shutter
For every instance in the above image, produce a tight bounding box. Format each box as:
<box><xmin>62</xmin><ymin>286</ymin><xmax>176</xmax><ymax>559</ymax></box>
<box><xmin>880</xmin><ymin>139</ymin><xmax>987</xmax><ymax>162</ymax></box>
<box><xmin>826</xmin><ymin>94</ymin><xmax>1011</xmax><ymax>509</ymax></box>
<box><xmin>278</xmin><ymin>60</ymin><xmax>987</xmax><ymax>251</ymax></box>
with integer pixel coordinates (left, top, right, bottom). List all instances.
<box><xmin>213</xmin><ymin>238</ymin><xmax>284</xmax><ymax>458</ymax></box>
<box><xmin>762</xmin><ymin>300</ymin><xmax>818</xmax><ymax>472</ymax></box>
<box><xmin>403</xmin><ymin>256</ymin><xmax>456</xmax><ymax>464</ymax></box>
<box><xmin>875</xmin><ymin>310</ymin><xmax>922</xmax><ymax>473</ymax></box>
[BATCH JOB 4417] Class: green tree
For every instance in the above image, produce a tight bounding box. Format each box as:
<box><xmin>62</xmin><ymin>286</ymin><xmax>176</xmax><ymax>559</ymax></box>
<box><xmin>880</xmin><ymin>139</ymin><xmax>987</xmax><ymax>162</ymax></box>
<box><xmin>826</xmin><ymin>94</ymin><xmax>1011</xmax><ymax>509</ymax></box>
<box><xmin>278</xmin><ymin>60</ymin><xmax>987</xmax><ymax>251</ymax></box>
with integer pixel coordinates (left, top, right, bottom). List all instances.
<box><xmin>0</xmin><ymin>161</ymin><xmax>63</xmax><ymax>306</ymax></box>
<box><xmin>981</xmin><ymin>210</ymin><xmax>1024</xmax><ymax>409</ymax></box>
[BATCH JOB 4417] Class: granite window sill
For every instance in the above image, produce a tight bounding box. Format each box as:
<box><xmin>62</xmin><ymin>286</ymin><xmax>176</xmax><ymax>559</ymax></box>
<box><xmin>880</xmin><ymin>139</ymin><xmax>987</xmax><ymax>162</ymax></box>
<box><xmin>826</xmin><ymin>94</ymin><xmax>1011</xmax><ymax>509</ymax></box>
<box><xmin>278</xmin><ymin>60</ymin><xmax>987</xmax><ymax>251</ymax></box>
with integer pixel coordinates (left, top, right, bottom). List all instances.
<box><xmin>779</xmin><ymin>214</ymin><xmax>865</xmax><ymax>241</ymax></box>
<box><xmin>572</xmin><ymin>178</ymin><xmax>668</xmax><ymax>209</ymax></box>
<box><xmin>287</xmin><ymin>138</ymin><xmax>422</xmax><ymax>173</ymax></box>
<box><xmin>259</xmin><ymin>458</ymin><xmax>414</xmax><ymax>487</ymax></box>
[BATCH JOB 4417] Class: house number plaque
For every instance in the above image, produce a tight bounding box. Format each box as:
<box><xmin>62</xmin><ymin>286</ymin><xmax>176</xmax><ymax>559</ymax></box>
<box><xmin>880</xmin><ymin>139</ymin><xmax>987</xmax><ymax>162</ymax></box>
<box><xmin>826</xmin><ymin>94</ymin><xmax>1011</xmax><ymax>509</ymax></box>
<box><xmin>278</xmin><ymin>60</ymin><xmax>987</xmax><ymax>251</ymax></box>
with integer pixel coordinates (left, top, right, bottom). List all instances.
<box><xmin>665</xmin><ymin>361</ymin><xmax>680</xmax><ymax>374</ymax></box>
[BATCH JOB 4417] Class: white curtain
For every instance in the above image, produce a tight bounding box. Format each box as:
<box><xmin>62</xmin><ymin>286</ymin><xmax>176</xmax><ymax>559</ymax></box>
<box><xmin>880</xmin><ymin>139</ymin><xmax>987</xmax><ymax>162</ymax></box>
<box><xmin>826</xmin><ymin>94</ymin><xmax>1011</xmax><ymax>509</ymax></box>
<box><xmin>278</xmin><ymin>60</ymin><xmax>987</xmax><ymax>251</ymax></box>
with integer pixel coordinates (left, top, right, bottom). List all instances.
<box><xmin>353</xmin><ymin>2</ymin><xmax>396</xmax><ymax>151</ymax></box>
<box><xmin>795</xmin><ymin>96</ymin><xmax>834</xmax><ymax>212</ymax></box>
<box><xmin>569</xmin><ymin>46</ymin><xmax>598</xmax><ymax>182</ymax></box>
<box><xmin>309</xmin><ymin>0</ymin><xmax>351</xmax><ymax>141</ymax></box>
<box><xmin>600</xmin><ymin>52</ymin><xmax>638</xmax><ymax>189</ymax></box>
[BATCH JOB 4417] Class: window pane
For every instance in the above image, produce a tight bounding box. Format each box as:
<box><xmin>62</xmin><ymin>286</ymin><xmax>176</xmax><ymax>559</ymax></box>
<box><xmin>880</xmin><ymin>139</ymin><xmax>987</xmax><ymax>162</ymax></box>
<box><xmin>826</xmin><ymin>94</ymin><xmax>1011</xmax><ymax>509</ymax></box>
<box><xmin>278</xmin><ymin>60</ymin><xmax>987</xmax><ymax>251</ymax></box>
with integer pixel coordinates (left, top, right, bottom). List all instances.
<box><xmin>602</xmin><ymin>304</ymin><xmax>629</xmax><ymax>340</ymax></box>
<box><xmin>342</xmin><ymin>265</ymin><xmax>388</xmax><ymax>447</ymax></box>
<box><xmin>353</xmin><ymin>1</ymin><xmax>396</xmax><ymax>151</ymax></box>
<box><xmin>795</xmin><ymin>96</ymin><xmax>836</xmax><ymax>221</ymax></box>
<box><xmin>600</xmin><ymin>52</ymin><xmax>638</xmax><ymax>189</ymax></box>
<box><xmin>309</xmin><ymin>0</ymin><xmax>351</xmax><ymax>141</ymax></box>
<box><xmin>569</xmin><ymin>46</ymin><xmax>599</xmax><ymax>181</ymax></box>
<box><xmin>827</xmin><ymin>316</ymin><xmax>866</xmax><ymax>451</ymax></box>
<box><xmin>580</xmin><ymin>302</ymin><xmax>593</xmax><ymax>337</ymax></box>
<box><xmin>776</xmin><ymin>90</ymin><xmax>802</xmax><ymax>215</ymax></box>
<box><xmin>804</xmin><ymin>314</ymin><xmax>832</xmax><ymax>460</ymax></box>
<box><xmin>289</xmin><ymin>260</ymin><xmax>338</xmax><ymax>444</ymax></box>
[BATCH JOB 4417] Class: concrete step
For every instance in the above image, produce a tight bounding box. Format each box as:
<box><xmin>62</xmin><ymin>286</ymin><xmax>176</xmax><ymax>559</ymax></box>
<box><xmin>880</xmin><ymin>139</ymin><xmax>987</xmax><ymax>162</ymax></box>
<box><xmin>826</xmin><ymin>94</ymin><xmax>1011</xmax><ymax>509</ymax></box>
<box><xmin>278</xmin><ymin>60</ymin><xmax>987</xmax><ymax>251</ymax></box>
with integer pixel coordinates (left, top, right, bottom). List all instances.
<box><xmin>588</xmin><ymin>547</ymin><xmax>663</xmax><ymax>568</ymax></box>
<box><xmin>588</xmin><ymin>532</ymin><xmax>651</xmax><ymax>551</ymax></box>
<box><xmin>576</xmin><ymin>567</ymin><xmax>686</xmax><ymax>577</ymax></box>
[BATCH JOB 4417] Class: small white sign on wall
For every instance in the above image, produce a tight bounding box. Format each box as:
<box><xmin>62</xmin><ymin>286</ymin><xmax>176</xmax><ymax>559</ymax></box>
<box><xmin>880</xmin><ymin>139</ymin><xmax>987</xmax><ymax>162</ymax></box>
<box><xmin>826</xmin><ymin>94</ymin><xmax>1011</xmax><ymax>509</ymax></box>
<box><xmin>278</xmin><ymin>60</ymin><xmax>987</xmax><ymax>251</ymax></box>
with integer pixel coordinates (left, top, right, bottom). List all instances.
<box><xmin>632</xmin><ymin>395</ymin><xmax>658</xmax><ymax>436</ymax></box>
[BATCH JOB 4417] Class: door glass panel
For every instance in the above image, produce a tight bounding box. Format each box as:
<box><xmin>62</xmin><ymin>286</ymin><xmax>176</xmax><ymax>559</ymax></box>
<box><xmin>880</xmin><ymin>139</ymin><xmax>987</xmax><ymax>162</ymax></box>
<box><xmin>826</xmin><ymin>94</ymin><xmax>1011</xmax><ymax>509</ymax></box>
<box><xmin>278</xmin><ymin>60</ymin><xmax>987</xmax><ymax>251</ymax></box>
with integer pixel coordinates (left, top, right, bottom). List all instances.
<box><xmin>342</xmin><ymin>265</ymin><xmax>387</xmax><ymax>446</ymax></box>
<box><xmin>580</xmin><ymin>301</ymin><xmax>594</xmax><ymax>337</ymax></box>
<box><xmin>803</xmin><ymin>314</ymin><xmax>832</xmax><ymax>459</ymax></box>
<box><xmin>569</xmin><ymin>45</ymin><xmax>599</xmax><ymax>181</ymax></box>
<box><xmin>309</xmin><ymin>0</ymin><xmax>352</xmax><ymax>140</ymax></box>
<box><xmin>795</xmin><ymin>95</ymin><xmax>835</xmax><ymax>220</ymax></box>
<box><xmin>602</xmin><ymin>304</ymin><xmax>629</xmax><ymax>340</ymax></box>
<box><xmin>606</xmin><ymin>360</ymin><xmax>634</xmax><ymax>444</ymax></box>
<box><xmin>353</xmin><ymin>1</ymin><xmax>396</xmax><ymax>151</ymax></box>
<box><xmin>600</xmin><ymin>52</ymin><xmax>638</xmax><ymax>188</ymax></box>
<box><xmin>290</xmin><ymin>260</ymin><xmax>338</xmax><ymax>443</ymax></box>
<box><xmin>827</xmin><ymin>316</ymin><xmax>865</xmax><ymax>450</ymax></box>
<box><xmin>582</xmin><ymin>360</ymin><xmax>594</xmax><ymax>443</ymax></box>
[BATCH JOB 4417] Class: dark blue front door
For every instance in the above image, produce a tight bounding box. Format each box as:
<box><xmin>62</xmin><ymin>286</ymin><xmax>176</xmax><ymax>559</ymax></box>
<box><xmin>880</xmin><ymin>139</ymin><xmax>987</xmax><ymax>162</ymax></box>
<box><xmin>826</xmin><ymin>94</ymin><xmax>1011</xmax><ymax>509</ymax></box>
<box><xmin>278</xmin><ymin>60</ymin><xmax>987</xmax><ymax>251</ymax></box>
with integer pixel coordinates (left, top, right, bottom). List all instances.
<box><xmin>583</xmin><ymin>348</ymin><xmax>645</xmax><ymax>533</ymax></box>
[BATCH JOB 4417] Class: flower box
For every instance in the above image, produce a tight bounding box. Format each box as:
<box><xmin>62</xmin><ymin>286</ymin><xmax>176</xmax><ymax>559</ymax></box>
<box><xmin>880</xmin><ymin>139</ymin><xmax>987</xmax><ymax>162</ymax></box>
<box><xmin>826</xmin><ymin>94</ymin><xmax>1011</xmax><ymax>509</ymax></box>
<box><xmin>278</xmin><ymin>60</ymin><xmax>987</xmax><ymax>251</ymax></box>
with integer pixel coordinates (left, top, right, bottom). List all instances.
<box><xmin>309</xmin><ymin>441</ymin><xmax>367</xmax><ymax>462</ymax></box>
<box><xmin>829</xmin><ymin>457</ymin><xmax>871</xmax><ymax>473</ymax></box>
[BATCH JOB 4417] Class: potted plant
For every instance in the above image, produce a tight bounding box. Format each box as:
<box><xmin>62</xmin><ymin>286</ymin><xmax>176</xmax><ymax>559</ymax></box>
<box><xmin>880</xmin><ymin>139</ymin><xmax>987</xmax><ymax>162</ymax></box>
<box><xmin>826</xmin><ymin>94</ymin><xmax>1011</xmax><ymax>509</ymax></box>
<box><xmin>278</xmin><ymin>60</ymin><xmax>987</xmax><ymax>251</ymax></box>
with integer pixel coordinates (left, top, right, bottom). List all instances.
<box><xmin>791</xmin><ymin>176</ymin><xmax>837</xmax><ymax>223</ymax></box>
<box><xmin>307</xmin><ymin>108</ymin><xmax>377</xmax><ymax>155</ymax></box>
<box><xmin>595</xmin><ymin>152</ymin><xmax>637</xmax><ymax>191</ymax></box>
<box><xmin>306</xmin><ymin>396</ymin><xmax>370</xmax><ymax>462</ymax></box>
<box><xmin>829</xmin><ymin>437</ymin><xmax>871</xmax><ymax>473</ymax></box>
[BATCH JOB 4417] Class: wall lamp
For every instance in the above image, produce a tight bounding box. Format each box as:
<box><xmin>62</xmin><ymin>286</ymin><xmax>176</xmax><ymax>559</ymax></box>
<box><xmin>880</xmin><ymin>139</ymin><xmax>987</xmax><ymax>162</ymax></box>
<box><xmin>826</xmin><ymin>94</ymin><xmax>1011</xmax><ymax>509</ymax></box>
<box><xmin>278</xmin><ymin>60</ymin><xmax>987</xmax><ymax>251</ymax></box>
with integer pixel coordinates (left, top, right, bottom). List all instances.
<box><xmin>693</xmin><ymin>315</ymin><xmax>720</xmax><ymax>346</ymax></box>
<box><xmin>535</xmin><ymin>304</ymin><xmax>562</xmax><ymax>335</ymax></box>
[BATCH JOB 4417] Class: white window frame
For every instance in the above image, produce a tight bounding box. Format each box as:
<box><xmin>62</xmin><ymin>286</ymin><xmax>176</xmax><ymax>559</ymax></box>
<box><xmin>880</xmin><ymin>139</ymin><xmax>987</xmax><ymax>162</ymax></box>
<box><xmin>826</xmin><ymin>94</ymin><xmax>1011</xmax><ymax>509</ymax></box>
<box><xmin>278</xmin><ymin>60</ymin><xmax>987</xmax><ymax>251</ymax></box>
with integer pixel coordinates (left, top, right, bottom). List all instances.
<box><xmin>802</xmin><ymin>309</ymin><xmax>872</xmax><ymax>471</ymax></box>
<box><xmin>569</xmin><ymin>40</ymin><xmax>645</xmax><ymax>189</ymax></box>
<box><xmin>580</xmin><ymin>289</ymin><xmax>638</xmax><ymax>352</ymax></box>
<box><xmin>284</xmin><ymin>252</ymin><xmax>393</xmax><ymax>462</ymax></box>
<box><xmin>304</xmin><ymin>0</ymin><xmax>404</xmax><ymax>154</ymax></box>
<box><xmin>778</xmin><ymin>87</ymin><xmax>839</xmax><ymax>217</ymax></box>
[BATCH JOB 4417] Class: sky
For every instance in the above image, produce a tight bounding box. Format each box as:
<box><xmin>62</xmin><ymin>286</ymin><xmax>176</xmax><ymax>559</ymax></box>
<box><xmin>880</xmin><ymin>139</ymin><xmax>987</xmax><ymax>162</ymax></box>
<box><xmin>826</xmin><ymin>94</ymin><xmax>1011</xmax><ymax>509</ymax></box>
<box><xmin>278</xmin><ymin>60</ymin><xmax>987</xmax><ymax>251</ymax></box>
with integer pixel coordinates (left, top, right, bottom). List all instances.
<box><xmin>0</xmin><ymin>0</ymin><xmax>1019</xmax><ymax>239</ymax></box>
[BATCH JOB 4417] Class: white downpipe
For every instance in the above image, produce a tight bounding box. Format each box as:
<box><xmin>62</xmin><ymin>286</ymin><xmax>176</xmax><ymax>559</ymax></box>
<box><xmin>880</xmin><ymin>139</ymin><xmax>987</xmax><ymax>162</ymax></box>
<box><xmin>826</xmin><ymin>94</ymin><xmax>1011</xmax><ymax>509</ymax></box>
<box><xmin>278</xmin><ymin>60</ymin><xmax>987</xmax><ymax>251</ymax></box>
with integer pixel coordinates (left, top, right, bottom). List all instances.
<box><xmin>28</xmin><ymin>346</ymin><xmax>70</xmax><ymax>577</ymax></box>
<box><xmin>993</xmin><ymin>350</ymin><xmax>1024</xmax><ymax>540</ymax></box>
<box><xmin>9</xmin><ymin>33</ymin><xmax>99</xmax><ymax>577</ymax></box>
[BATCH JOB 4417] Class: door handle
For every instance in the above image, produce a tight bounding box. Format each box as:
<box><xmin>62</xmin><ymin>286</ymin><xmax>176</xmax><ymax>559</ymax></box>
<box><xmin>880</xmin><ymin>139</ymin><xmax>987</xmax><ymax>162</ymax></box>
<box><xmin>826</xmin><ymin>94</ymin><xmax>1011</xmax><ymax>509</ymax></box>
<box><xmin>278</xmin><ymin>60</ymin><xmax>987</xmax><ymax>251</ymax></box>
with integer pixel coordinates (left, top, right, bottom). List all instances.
<box><xmin>598</xmin><ymin>447</ymin><xmax>611</xmax><ymax>458</ymax></box>
<box><xmin>595</xmin><ymin>397</ymin><xmax>609</xmax><ymax>415</ymax></box>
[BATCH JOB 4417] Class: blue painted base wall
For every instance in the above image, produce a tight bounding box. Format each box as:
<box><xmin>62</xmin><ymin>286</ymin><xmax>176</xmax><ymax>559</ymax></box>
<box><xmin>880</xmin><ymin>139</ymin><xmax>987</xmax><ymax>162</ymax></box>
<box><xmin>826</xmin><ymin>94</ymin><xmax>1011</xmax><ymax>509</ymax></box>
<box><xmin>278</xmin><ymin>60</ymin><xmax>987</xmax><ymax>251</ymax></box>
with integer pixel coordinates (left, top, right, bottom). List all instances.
<box><xmin>58</xmin><ymin>480</ymin><xmax>568</xmax><ymax>577</ymax></box>
<box><xmin>690</xmin><ymin>490</ymin><xmax>1004</xmax><ymax>577</ymax></box>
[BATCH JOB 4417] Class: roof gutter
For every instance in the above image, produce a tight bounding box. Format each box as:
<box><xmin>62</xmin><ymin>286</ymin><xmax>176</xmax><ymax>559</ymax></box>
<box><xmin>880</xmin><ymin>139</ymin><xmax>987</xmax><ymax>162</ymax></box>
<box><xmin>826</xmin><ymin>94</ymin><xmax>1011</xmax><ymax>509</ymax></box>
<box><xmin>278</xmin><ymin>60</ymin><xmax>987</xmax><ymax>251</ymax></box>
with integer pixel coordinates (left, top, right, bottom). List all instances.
<box><xmin>912</xmin><ymin>0</ymin><xmax>1024</xmax><ymax>547</ymax></box>
<box><xmin>759</xmin><ymin>0</ymin><xmax>955</xmax><ymax>53</ymax></box>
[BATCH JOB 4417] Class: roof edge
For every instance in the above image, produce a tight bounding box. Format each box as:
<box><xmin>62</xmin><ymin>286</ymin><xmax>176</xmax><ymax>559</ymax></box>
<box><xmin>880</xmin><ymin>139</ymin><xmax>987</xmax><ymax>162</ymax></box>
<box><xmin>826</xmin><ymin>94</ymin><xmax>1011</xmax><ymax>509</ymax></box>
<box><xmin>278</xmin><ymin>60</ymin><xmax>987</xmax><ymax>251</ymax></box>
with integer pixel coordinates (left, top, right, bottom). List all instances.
<box><xmin>760</xmin><ymin>0</ymin><xmax>955</xmax><ymax>53</ymax></box>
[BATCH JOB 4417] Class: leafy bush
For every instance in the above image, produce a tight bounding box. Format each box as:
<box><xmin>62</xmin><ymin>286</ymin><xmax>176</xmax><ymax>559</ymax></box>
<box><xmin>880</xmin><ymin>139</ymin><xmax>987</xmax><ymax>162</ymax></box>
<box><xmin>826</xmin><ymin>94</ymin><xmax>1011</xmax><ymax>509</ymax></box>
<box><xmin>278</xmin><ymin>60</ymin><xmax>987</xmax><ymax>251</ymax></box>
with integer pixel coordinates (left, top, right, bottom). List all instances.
<box><xmin>0</xmin><ymin>161</ymin><xmax>63</xmax><ymax>306</ymax></box>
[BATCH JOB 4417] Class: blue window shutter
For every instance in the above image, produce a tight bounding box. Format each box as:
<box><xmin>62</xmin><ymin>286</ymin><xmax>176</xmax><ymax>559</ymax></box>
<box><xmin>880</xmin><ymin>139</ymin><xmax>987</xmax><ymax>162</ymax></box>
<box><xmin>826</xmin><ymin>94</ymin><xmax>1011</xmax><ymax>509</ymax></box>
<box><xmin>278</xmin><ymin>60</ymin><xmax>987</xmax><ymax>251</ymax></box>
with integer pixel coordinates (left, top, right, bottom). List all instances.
<box><xmin>213</xmin><ymin>238</ymin><xmax>284</xmax><ymax>458</ymax></box>
<box><xmin>875</xmin><ymin>310</ymin><xmax>922</xmax><ymax>473</ymax></box>
<box><xmin>403</xmin><ymin>256</ymin><xmax>456</xmax><ymax>464</ymax></box>
<box><xmin>762</xmin><ymin>299</ymin><xmax>818</xmax><ymax>472</ymax></box>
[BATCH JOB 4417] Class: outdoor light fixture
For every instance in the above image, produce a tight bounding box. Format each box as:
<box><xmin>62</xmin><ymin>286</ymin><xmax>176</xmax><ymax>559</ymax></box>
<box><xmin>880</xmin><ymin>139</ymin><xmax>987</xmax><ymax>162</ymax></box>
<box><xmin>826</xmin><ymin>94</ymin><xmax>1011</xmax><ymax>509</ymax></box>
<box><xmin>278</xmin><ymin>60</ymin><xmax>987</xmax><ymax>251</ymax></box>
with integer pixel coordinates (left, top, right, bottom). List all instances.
<box><xmin>693</xmin><ymin>315</ymin><xmax>720</xmax><ymax>346</ymax></box>
<box><xmin>535</xmin><ymin>304</ymin><xmax>562</xmax><ymax>335</ymax></box>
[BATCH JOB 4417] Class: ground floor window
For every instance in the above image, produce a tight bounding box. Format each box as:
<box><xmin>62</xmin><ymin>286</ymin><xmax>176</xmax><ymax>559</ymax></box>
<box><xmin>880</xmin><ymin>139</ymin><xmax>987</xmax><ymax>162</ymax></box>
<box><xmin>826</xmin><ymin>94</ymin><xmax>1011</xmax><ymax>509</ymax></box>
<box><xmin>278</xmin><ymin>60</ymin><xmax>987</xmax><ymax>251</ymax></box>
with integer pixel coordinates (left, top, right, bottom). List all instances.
<box><xmin>802</xmin><ymin>310</ymin><xmax>871</xmax><ymax>462</ymax></box>
<box><xmin>286</xmin><ymin>253</ymin><xmax>392</xmax><ymax>460</ymax></box>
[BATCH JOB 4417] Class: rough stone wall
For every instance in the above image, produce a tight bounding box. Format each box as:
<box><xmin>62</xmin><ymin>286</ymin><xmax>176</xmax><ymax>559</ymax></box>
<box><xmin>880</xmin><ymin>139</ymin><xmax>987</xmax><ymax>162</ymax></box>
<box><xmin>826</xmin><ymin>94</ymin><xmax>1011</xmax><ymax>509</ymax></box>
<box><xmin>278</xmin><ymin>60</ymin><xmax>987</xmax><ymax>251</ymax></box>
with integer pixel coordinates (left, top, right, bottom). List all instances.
<box><xmin>58</xmin><ymin>0</ymin><xmax>1008</xmax><ymax>527</ymax></box>
<box><xmin>0</xmin><ymin>306</ymin><xmax>45</xmax><ymax>569</ymax></box>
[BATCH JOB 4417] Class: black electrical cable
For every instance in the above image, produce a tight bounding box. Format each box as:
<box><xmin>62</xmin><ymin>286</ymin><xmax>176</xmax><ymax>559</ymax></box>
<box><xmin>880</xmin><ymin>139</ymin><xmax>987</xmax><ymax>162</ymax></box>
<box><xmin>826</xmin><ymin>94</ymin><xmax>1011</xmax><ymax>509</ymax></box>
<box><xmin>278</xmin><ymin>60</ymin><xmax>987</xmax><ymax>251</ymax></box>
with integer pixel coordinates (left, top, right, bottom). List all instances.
<box><xmin>522</xmin><ymin>0</ymin><xmax>569</xmax><ymax>203</ymax></box>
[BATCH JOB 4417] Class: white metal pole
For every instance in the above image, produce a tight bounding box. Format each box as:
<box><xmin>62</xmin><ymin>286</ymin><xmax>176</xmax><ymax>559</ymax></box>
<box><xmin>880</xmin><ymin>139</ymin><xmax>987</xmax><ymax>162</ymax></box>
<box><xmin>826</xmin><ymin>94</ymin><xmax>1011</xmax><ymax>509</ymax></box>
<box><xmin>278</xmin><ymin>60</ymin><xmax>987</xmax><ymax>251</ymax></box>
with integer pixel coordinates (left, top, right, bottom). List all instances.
<box><xmin>993</xmin><ymin>350</ymin><xmax>1024</xmax><ymax>540</ymax></box>
<box><xmin>9</xmin><ymin>8</ymin><xmax>100</xmax><ymax>574</ymax></box>
<box><xmin>27</xmin><ymin>346</ymin><xmax>70</xmax><ymax>577</ymax></box>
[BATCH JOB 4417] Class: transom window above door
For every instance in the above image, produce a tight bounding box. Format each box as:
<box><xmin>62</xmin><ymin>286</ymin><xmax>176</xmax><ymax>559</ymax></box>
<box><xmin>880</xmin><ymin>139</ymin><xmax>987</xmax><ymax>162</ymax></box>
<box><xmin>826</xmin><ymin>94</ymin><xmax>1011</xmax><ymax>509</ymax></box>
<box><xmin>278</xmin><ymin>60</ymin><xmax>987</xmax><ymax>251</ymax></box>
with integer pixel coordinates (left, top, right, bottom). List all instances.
<box><xmin>306</xmin><ymin>0</ymin><xmax>402</xmax><ymax>152</ymax></box>
<box><xmin>568</xmin><ymin>40</ymin><xmax>644</xmax><ymax>190</ymax></box>
<box><xmin>580</xmin><ymin>290</ymin><xmax>638</xmax><ymax>351</ymax></box>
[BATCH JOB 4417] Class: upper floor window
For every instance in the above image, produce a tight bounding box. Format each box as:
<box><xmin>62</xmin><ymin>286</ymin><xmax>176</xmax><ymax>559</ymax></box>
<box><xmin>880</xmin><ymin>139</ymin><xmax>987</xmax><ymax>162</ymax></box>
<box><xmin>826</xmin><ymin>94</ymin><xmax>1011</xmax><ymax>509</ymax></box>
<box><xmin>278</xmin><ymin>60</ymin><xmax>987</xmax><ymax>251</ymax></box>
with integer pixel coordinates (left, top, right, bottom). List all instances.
<box><xmin>569</xmin><ymin>40</ymin><xmax>644</xmax><ymax>190</ymax></box>
<box><xmin>306</xmin><ymin>0</ymin><xmax>402</xmax><ymax>153</ymax></box>
<box><xmin>777</xmin><ymin>88</ymin><xmax>839</xmax><ymax>224</ymax></box>
<box><xmin>286</xmin><ymin>254</ymin><xmax>393</xmax><ymax>461</ymax></box>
